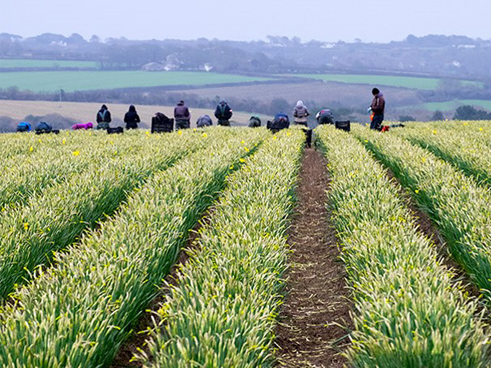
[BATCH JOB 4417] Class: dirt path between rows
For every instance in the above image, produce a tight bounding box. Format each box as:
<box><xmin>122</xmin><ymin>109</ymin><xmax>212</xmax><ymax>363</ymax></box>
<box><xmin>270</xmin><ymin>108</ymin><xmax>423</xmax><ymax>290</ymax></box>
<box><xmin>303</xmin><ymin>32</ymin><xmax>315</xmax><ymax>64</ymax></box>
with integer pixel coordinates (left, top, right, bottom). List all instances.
<box><xmin>382</xmin><ymin>166</ymin><xmax>482</xmax><ymax>300</ymax></box>
<box><xmin>109</xmin><ymin>211</ymin><xmax>213</xmax><ymax>368</ymax></box>
<box><xmin>274</xmin><ymin>148</ymin><xmax>352</xmax><ymax>368</ymax></box>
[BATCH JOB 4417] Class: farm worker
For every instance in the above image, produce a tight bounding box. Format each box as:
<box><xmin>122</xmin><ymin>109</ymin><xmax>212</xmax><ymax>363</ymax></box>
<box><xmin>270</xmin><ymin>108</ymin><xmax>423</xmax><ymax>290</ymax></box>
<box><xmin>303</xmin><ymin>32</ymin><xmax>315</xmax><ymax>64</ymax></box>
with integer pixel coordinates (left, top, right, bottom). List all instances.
<box><xmin>72</xmin><ymin>122</ymin><xmax>93</xmax><ymax>130</ymax></box>
<box><xmin>174</xmin><ymin>100</ymin><xmax>191</xmax><ymax>129</ymax></box>
<box><xmin>292</xmin><ymin>100</ymin><xmax>310</xmax><ymax>127</ymax></box>
<box><xmin>248</xmin><ymin>115</ymin><xmax>261</xmax><ymax>128</ymax></box>
<box><xmin>196</xmin><ymin>115</ymin><xmax>213</xmax><ymax>128</ymax></box>
<box><xmin>124</xmin><ymin>105</ymin><xmax>141</xmax><ymax>130</ymax></box>
<box><xmin>214</xmin><ymin>100</ymin><xmax>233</xmax><ymax>126</ymax></box>
<box><xmin>316</xmin><ymin>109</ymin><xmax>334</xmax><ymax>125</ymax></box>
<box><xmin>370</xmin><ymin>88</ymin><xmax>385</xmax><ymax>130</ymax></box>
<box><xmin>96</xmin><ymin>105</ymin><xmax>112</xmax><ymax>130</ymax></box>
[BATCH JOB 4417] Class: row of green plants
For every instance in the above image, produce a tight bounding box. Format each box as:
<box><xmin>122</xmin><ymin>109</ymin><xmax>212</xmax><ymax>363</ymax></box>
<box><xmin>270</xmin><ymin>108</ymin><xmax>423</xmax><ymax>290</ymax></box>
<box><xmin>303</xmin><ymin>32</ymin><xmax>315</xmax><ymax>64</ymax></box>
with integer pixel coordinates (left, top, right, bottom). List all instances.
<box><xmin>0</xmin><ymin>128</ymin><xmax>267</xmax><ymax>367</ymax></box>
<box><xmin>0</xmin><ymin>130</ymin><xmax>213</xmax><ymax>300</ymax></box>
<box><xmin>316</xmin><ymin>125</ymin><xmax>488</xmax><ymax>367</ymax></box>
<box><xmin>136</xmin><ymin>130</ymin><xmax>304</xmax><ymax>367</ymax></box>
<box><xmin>0</xmin><ymin>132</ymin><xmax>153</xmax><ymax>212</ymax></box>
<box><xmin>404</xmin><ymin>120</ymin><xmax>491</xmax><ymax>133</ymax></box>
<box><xmin>0</xmin><ymin>129</ymin><xmax>119</xmax><ymax>160</ymax></box>
<box><xmin>393</xmin><ymin>126</ymin><xmax>491</xmax><ymax>186</ymax></box>
<box><xmin>352</xmin><ymin>125</ymin><xmax>491</xmax><ymax>299</ymax></box>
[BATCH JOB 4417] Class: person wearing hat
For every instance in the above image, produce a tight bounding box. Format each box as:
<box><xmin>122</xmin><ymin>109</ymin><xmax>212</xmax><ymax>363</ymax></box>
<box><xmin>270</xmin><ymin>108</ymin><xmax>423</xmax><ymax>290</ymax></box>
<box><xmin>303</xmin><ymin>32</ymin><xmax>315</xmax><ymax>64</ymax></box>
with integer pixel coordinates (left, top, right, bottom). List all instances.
<box><xmin>174</xmin><ymin>100</ymin><xmax>191</xmax><ymax>129</ymax></box>
<box><xmin>96</xmin><ymin>104</ymin><xmax>111</xmax><ymax>130</ymax></box>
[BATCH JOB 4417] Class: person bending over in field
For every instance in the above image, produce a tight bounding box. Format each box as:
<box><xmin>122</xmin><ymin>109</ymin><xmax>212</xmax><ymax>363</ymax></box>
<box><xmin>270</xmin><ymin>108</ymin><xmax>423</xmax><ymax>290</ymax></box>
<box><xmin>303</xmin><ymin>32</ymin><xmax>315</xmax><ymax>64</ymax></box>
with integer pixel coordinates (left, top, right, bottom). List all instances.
<box><xmin>196</xmin><ymin>114</ymin><xmax>213</xmax><ymax>128</ymax></box>
<box><xmin>174</xmin><ymin>100</ymin><xmax>191</xmax><ymax>129</ymax></box>
<box><xmin>214</xmin><ymin>100</ymin><xmax>233</xmax><ymax>126</ymax></box>
<box><xmin>96</xmin><ymin>104</ymin><xmax>112</xmax><ymax>130</ymax></box>
<box><xmin>316</xmin><ymin>108</ymin><xmax>334</xmax><ymax>125</ymax></box>
<box><xmin>124</xmin><ymin>105</ymin><xmax>141</xmax><ymax>130</ymax></box>
<box><xmin>370</xmin><ymin>88</ymin><xmax>385</xmax><ymax>130</ymax></box>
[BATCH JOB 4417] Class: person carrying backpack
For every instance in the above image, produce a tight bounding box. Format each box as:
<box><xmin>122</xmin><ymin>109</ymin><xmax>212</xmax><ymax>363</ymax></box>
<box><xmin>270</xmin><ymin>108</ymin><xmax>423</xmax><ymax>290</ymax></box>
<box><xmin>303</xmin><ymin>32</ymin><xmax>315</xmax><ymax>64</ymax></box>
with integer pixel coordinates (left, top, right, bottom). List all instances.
<box><xmin>293</xmin><ymin>100</ymin><xmax>310</xmax><ymax>127</ymax></box>
<box><xmin>214</xmin><ymin>100</ymin><xmax>233</xmax><ymax>126</ymax></box>
<box><xmin>316</xmin><ymin>109</ymin><xmax>334</xmax><ymax>125</ymax></box>
<box><xmin>196</xmin><ymin>115</ymin><xmax>213</xmax><ymax>128</ymax></box>
<box><xmin>248</xmin><ymin>115</ymin><xmax>261</xmax><ymax>128</ymax></box>
<box><xmin>96</xmin><ymin>104</ymin><xmax>112</xmax><ymax>130</ymax></box>
<box><xmin>124</xmin><ymin>105</ymin><xmax>141</xmax><ymax>130</ymax></box>
<box><xmin>174</xmin><ymin>100</ymin><xmax>191</xmax><ymax>129</ymax></box>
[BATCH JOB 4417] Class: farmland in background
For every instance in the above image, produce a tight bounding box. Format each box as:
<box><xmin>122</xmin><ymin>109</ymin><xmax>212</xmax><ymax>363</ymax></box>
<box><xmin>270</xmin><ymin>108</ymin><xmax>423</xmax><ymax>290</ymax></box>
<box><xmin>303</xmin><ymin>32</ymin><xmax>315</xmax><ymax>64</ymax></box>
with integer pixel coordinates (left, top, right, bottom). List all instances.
<box><xmin>0</xmin><ymin>71</ymin><xmax>274</xmax><ymax>92</ymax></box>
<box><xmin>0</xmin><ymin>59</ymin><xmax>100</xmax><ymax>69</ymax></box>
<box><xmin>291</xmin><ymin>73</ymin><xmax>485</xmax><ymax>90</ymax></box>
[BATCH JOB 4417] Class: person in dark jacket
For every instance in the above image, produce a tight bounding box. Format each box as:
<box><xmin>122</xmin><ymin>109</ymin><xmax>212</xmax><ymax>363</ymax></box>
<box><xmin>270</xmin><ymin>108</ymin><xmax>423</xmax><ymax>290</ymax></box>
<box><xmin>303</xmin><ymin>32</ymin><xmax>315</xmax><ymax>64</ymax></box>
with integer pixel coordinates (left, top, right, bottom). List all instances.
<box><xmin>370</xmin><ymin>88</ymin><xmax>385</xmax><ymax>130</ymax></box>
<box><xmin>316</xmin><ymin>109</ymin><xmax>334</xmax><ymax>125</ymax></box>
<box><xmin>248</xmin><ymin>115</ymin><xmax>261</xmax><ymax>128</ymax></box>
<box><xmin>214</xmin><ymin>100</ymin><xmax>233</xmax><ymax>126</ymax></box>
<box><xmin>174</xmin><ymin>100</ymin><xmax>191</xmax><ymax>129</ymax></box>
<box><xmin>96</xmin><ymin>104</ymin><xmax>111</xmax><ymax>130</ymax></box>
<box><xmin>124</xmin><ymin>105</ymin><xmax>141</xmax><ymax>129</ymax></box>
<box><xmin>196</xmin><ymin>115</ymin><xmax>213</xmax><ymax>128</ymax></box>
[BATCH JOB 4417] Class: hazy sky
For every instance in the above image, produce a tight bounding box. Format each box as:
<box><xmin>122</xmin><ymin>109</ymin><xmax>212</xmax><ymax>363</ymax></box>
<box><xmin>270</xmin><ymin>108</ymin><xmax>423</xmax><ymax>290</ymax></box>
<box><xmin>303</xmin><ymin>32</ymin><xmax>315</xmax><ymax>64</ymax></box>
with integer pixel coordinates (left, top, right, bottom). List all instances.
<box><xmin>2</xmin><ymin>0</ymin><xmax>489</xmax><ymax>43</ymax></box>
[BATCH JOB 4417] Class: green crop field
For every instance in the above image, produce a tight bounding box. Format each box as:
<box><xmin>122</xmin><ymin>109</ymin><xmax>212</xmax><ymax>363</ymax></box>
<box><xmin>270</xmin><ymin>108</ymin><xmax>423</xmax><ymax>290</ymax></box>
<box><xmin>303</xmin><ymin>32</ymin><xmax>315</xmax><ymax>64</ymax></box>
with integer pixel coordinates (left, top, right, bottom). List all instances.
<box><xmin>421</xmin><ymin>99</ymin><xmax>491</xmax><ymax>111</ymax></box>
<box><xmin>292</xmin><ymin>73</ymin><xmax>483</xmax><ymax>90</ymax></box>
<box><xmin>1</xmin><ymin>122</ymin><xmax>491</xmax><ymax>367</ymax></box>
<box><xmin>0</xmin><ymin>59</ymin><xmax>100</xmax><ymax>69</ymax></box>
<box><xmin>0</xmin><ymin>71</ymin><xmax>273</xmax><ymax>92</ymax></box>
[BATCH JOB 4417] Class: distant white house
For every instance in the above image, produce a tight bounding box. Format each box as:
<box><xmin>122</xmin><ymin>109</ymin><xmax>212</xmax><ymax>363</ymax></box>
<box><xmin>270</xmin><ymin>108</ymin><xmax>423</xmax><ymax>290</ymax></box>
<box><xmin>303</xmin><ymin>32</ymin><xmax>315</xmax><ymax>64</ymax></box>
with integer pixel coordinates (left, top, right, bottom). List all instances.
<box><xmin>142</xmin><ymin>62</ymin><xmax>165</xmax><ymax>71</ymax></box>
<box><xmin>199</xmin><ymin>63</ymin><xmax>213</xmax><ymax>72</ymax></box>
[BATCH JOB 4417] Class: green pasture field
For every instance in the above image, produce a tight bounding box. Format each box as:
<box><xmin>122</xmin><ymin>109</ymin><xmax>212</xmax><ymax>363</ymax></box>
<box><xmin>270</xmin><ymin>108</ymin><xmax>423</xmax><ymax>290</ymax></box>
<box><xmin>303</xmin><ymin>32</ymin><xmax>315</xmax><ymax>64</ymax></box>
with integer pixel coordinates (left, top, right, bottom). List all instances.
<box><xmin>0</xmin><ymin>59</ymin><xmax>99</xmax><ymax>69</ymax></box>
<box><xmin>0</xmin><ymin>71</ymin><xmax>273</xmax><ymax>92</ymax></box>
<box><xmin>292</xmin><ymin>73</ymin><xmax>483</xmax><ymax>91</ymax></box>
<box><xmin>421</xmin><ymin>99</ymin><xmax>491</xmax><ymax>111</ymax></box>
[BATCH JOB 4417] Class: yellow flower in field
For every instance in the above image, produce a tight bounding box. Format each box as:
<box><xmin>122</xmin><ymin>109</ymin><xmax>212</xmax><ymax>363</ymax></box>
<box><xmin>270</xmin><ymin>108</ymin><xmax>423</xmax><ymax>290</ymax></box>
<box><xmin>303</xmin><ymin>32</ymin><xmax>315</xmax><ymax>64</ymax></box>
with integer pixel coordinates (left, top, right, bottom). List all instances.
<box><xmin>364</xmin><ymin>140</ymin><xmax>368</xmax><ymax>143</ymax></box>
<box><xmin>286</xmin><ymin>132</ymin><xmax>291</xmax><ymax>136</ymax></box>
<box><xmin>479</xmin><ymin>127</ymin><xmax>483</xmax><ymax>131</ymax></box>
<box><xmin>273</xmin><ymin>136</ymin><xmax>277</xmax><ymax>140</ymax></box>
<box><xmin>432</xmin><ymin>130</ymin><xmax>437</xmax><ymax>134</ymax></box>
<box><xmin>38</xmin><ymin>139</ymin><xmax>42</xmax><ymax>143</ymax></box>
<box><xmin>72</xmin><ymin>151</ymin><xmax>80</xmax><ymax>156</ymax></box>
<box><xmin>239</xmin><ymin>158</ymin><xmax>246</xmax><ymax>163</ymax></box>
<box><xmin>244</xmin><ymin>147</ymin><xmax>250</xmax><ymax>152</ymax></box>
<box><xmin>114</xmin><ymin>151</ymin><xmax>118</xmax><ymax>155</ymax></box>
<box><xmin>415</xmin><ymin>189</ymin><xmax>419</xmax><ymax>194</ymax></box>
<box><xmin>193</xmin><ymin>128</ymin><xmax>197</xmax><ymax>132</ymax></box>
<box><xmin>145</xmin><ymin>131</ymin><xmax>150</xmax><ymax>136</ymax></box>
<box><xmin>202</xmin><ymin>133</ymin><xmax>208</xmax><ymax>138</ymax></box>
<box><xmin>62</xmin><ymin>139</ymin><xmax>66</xmax><ymax>145</ymax></box>
<box><xmin>463</xmin><ymin>122</ymin><xmax>468</xmax><ymax>126</ymax></box>
<box><xmin>29</xmin><ymin>146</ymin><xmax>34</xmax><ymax>152</ymax></box>
<box><xmin>241</xmin><ymin>140</ymin><xmax>245</xmax><ymax>144</ymax></box>
<box><xmin>24</xmin><ymin>223</ymin><xmax>29</xmax><ymax>230</ymax></box>
<box><xmin>178</xmin><ymin>130</ymin><xmax>183</xmax><ymax>136</ymax></box>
